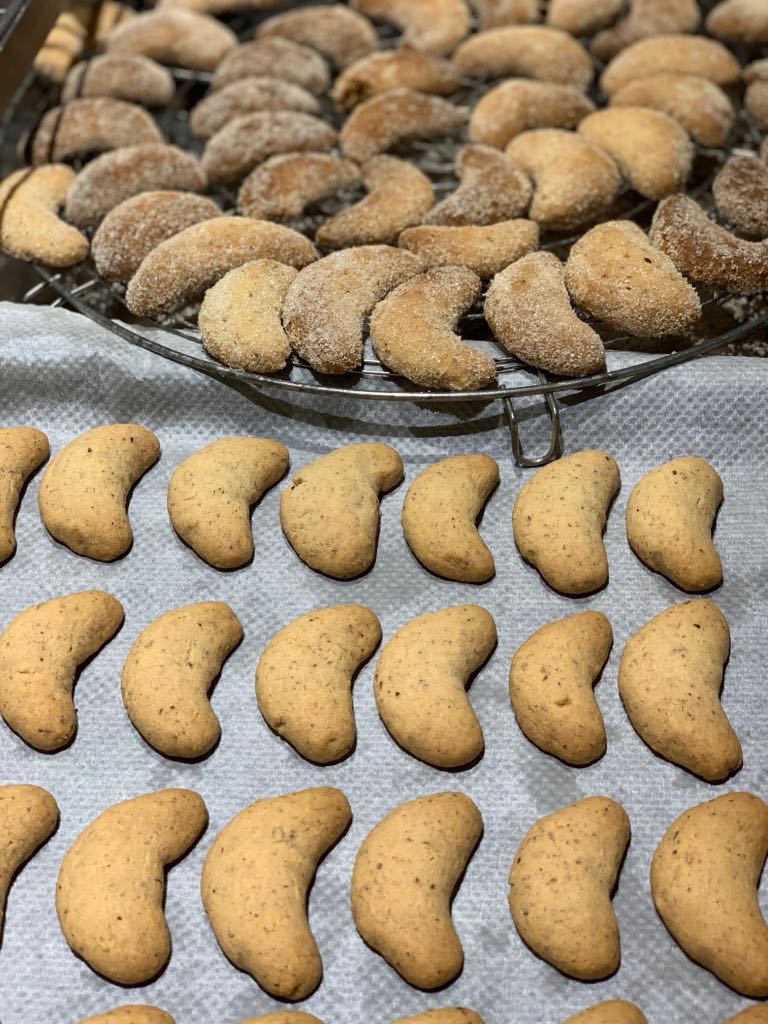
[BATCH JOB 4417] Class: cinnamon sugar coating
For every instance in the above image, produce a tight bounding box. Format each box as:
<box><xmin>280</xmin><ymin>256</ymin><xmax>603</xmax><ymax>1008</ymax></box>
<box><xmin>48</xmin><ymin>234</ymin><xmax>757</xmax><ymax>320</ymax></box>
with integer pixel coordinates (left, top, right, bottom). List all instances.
<box><xmin>212</xmin><ymin>38</ymin><xmax>331</xmax><ymax>95</ymax></box>
<box><xmin>317</xmin><ymin>155</ymin><xmax>434</xmax><ymax>247</ymax></box>
<box><xmin>547</xmin><ymin>0</ymin><xmax>623</xmax><ymax>37</ymax></box>
<box><xmin>592</xmin><ymin>0</ymin><xmax>701</xmax><ymax>62</ymax></box>
<box><xmin>92</xmin><ymin>190</ymin><xmax>220</xmax><ymax>281</ymax></box>
<box><xmin>62</xmin><ymin>55</ymin><xmax>174</xmax><ymax>106</ymax></box>
<box><xmin>0</xmin><ymin>165</ymin><xmax>88</xmax><ymax>267</ymax></box>
<box><xmin>257</xmin><ymin>5</ymin><xmax>377</xmax><ymax>69</ymax></box>
<box><xmin>713</xmin><ymin>155</ymin><xmax>768</xmax><ymax>239</ymax></box>
<box><xmin>202</xmin><ymin>111</ymin><xmax>337</xmax><ymax>185</ymax></box>
<box><xmin>282</xmin><ymin>245</ymin><xmax>423</xmax><ymax>373</ymax></box>
<box><xmin>398</xmin><ymin>219</ymin><xmax>539</xmax><ymax>279</ymax></box>
<box><xmin>707</xmin><ymin>0</ymin><xmax>768</xmax><ymax>43</ymax></box>
<box><xmin>600</xmin><ymin>34</ymin><xmax>741</xmax><ymax>96</ymax></box>
<box><xmin>333</xmin><ymin>50</ymin><xmax>461</xmax><ymax>109</ymax></box>
<box><xmin>468</xmin><ymin>0</ymin><xmax>540</xmax><ymax>29</ymax></box>
<box><xmin>158</xmin><ymin>0</ymin><xmax>284</xmax><ymax>10</ymax></box>
<box><xmin>30</xmin><ymin>98</ymin><xmax>162</xmax><ymax>164</ymax></box>
<box><xmin>64</xmin><ymin>144</ymin><xmax>206</xmax><ymax>227</ymax></box>
<box><xmin>105</xmin><ymin>9</ymin><xmax>236</xmax><ymax>72</ymax></box>
<box><xmin>745</xmin><ymin>60</ymin><xmax>768</xmax><ymax>129</ymax></box>
<box><xmin>650</xmin><ymin>194</ymin><xmax>768</xmax><ymax>295</ymax></box>
<box><xmin>579</xmin><ymin>107</ymin><xmax>693</xmax><ymax>201</ymax></box>
<box><xmin>565</xmin><ymin>220</ymin><xmax>701</xmax><ymax>337</ymax></box>
<box><xmin>125</xmin><ymin>216</ymin><xmax>318</xmax><ymax>316</ymax></box>
<box><xmin>340</xmin><ymin>89</ymin><xmax>465</xmax><ymax>163</ymax></box>
<box><xmin>370</xmin><ymin>267</ymin><xmax>497</xmax><ymax>391</ymax></box>
<box><xmin>238</xmin><ymin>153</ymin><xmax>360</xmax><ymax>221</ymax></box>
<box><xmin>352</xmin><ymin>0</ymin><xmax>470</xmax><ymax>56</ymax></box>
<box><xmin>199</xmin><ymin>259</ymin><xmax>298</xmax><ymax>373</ymax></box>
<box><xmin>469</xmin><ymin>79</ymin><xmax>595</xmax><ymax>149</ymax></box>
<box><xmin>423</xmin><ymin>144</ymin><xmax>532</xmax><ymax>226</ymax></box>
<box><xmin>190</xmin><ymin>78</ymin><xmax>319</xmax><ymax>140</ymax></box>
<box><xmin>485</xmin><ymin>251</ymin><xmax>605</xmax><ymax>376</ymax></box>
<box><xmin>506</xmin><ymin>129</ymin><xmax>620</xmax><ymax>231</ymax></box>
<box><xmin>609</xmin><ymin>73</ymin><xmax>734</xmax><ymax>147</ymax></box>
<box><xmin>453</xmin><ymin>26</ymin><xmax>594</xmax><ymax>91</ymax></box>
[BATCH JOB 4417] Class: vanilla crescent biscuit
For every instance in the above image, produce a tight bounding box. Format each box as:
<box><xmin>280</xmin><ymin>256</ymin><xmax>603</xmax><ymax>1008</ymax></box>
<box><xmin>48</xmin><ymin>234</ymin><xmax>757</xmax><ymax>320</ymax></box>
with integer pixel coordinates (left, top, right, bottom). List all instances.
<box><xmin>0</xmin><ymin>785</ymin><xmax>59</xmax><ymax>937</ymax></box>
<box><xmin>713</xmin><ymin>154</ymin><xmax>768</xmax><ymax>239</ymax></box>
<box><xmin>190</xmin><ymin>78</ymin><xmax>319</xmax><ymax>140</ymax></box>
<box><xmin>608</xmin><ymin>73</ymin><xmax>735</xmax><ymax>148</ymax></box>
<box><xmin>64</xmin><ymin>144</ymin><xmax>206</xmax><ymax>227</ymax></box>
<box><xmin>592</xmin><ymin>0</ymin><xmax>701</xmax><ymax>62</ymax></box>
<box><xmin>399</xmin><ymin>220</ymin><xmax>539</xmax><ymax>280</ymax></box>
<box><xmin>333</xmin><ymin>50</ymin><xmax>461</xmax><ymax>109</ymax></box>
<box><xmin>340</xmin><ymin>89</ymin><xmax>466</xmax><ymax>164</ymax></box>
<box><xmin>600</xmin><ymin>34</ymin><xmax>741</xmax><ymax>96</ymax></box>
<box><xmin>424</xmin><ymin>144</ymin><xmax>532</xmax><ymax>226</ymax></box>
<box><xmin>238</xmin><ymin>153</ymin><xmax>360</xmax><ymax>222</ymax></box>
<box><xmin>30</xmin><ymin>98</ymin><xmax>162</xmax><ymax>164</ymax></box>
<box><xmin>0</xmin><ymin>427</ymin><xmax>49</xmax><ymax>563</ymax></box>
<box><xmin>125</xmin><ymin>217</ymin><xmax>317</xmax><ymax>317</ymax></box>
<box><xmin>707</xmin><ymin>0</ymin><xmax>768</xmax><ymax>43</ymax></box>
<box><xmin>469</xmin><ymin>79</ymin><xmax>595</xmax><ymax>150</ymax></box>
<box><xmin>258</xmin><ymin>5</ymin><xmax>377</xmax><ymax>69</ymax></box>
<box><xmin>547</xmin><ymin>0</ymin><xmax>623</xmax><ymax>36</ymax></box>
<box><xmin>212</xmin><ymin>38</ymin><xmax>331</xmax><ymax>95</ymax></box>
<box><xmin>469</xmin><ymin>0</ymin><xmax>539</xmax><ymax>28</ymax></box>
<box><xmin>352</xmin><ymin>0</ymin><xmax>470</xmax><ymax>55</ymax></box>
<box><xmin>0</xmin><ymin>165</ymin><xmax>88</xmax><ymax>267</ymax></box>
<box><xmin>105</xmin><ymin>9</ymin><xmax>236</xmax><ymax>71</ymax></box>
<box><xmin>453</xmin><ymin>26</ymin><xmax>594</xmax><ymax>90</ymax></box>
<box><xmin>62</xmin><ymin>54</ymin><xmax>175</xmax><ymax>106</ymax></box>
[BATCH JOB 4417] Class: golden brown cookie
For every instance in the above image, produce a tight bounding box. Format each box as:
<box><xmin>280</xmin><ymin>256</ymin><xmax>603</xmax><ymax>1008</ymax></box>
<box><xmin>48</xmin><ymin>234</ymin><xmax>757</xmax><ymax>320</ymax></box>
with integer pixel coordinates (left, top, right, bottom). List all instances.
<box><xmin>190</xmin><ymin>78</ymin><xmax>320</xmax><ymax>139</ymax></box>
<box><xmin>547</xmin><ymin>0</ymin><xmax>623</xmax><ymax>36</ymax></box>
<box><xmin>707</xmin><ymin>0</ymin><xmax>768</xmax><ymax>43</ymax></box>
<box><xmin>0</xmin><ymin>166</ymin><xmax>88</xmax><ymax>267</ymax></box>
<box><xmin>92</xmin><ymin>190</ymin><xmax>220</xmax><ymax>282</ymax></box>
<box><xmin>257</xmin><ymin>5</ymin><xmax>377</xmax><ymax>68</ymax></box>
<box><xmin>713</xmin><ymin>154</ymin><xmax>768</xmax><ymax>239</ymax></box>
<box><xmin>105</xmin><ymin>9</ymin><xmax>236</xmax><ymax>71</ymax></box>
<box><xmin>212</xmin><ymin>38</ymin><xmax>331</xmax><ymax>95</ymax></box>
<box><xmin>352</xmin><ymin>0</ymin><xmax>470</xmax><ymax>55</ymax></box>
<box><xmin>280</xmin><ymin>443</ymin><xmax>404</xmax><ymax>578</ymax></box>
<box><xmin>56</xmin><ymin>790</ymin><xmax>208</xmax><ymax>984</ymax></box>
<box><xmin>561</xmin><ymin>1003</ymin><xmax>648</xmax><ymax>1024</ymax></box>
<box><xmin>469</xmin><ymin>79</ymin><xmax>595</xmax><ymax>150</ymax></box>
<box><xmin>39</xmin><ymin>424</ymin><xmax>160</xmax><ymax>561</ymax></box>
<box><xmin>167</xmin><ymin>436</ymin><xmax>289</xmax><ymax>568</ymax></box>
<box><xmin>608</xmin><ymin>73</ymin><xmax>734</xmax><ymax>147</ymax></box>
<box><xmin>578</xmin><ymin>107</ymin><xmax>693</xmax><ymax>200</ymax></box>
<box><xmin>256</xmin><ymin>604</ymin><xmax>381</xmax><ymax>763</ymax></box>
<box><xmin>202</xmin><ymin>110</ymin><xmax>337</xmax><ymax>185</ymax></box>
<box><xmin>0</xmin><ymin>785</ymin><xmax>59</xmax><ymax>938</ymax></box>
<box><xmin>333</xmin><ymin>50</ymin><xmax>461</xmax><ymax>109</ymax></box>
<box><xmin>600</xmin><ymin>33</ymin><xmax>741</xmax><ymax>95</ymax></box>
<box><xmin>375</xmin><ymin>605</ymin><xmax>496</xmax><ymax>767</ymax></box>
<box><xmin>506</xmin><ymin>129</ymin><xmax>621</xmax><ymax>230</ymax></box>
<box><xmin>238</xmin><ymin>153</ymin><xmax>360</xmax><ymax>221</ymax></box>
<box><xmin>75</xmin><ymin>1005</ymin><xmax>175</xmax><ymax>1024</ymax></box>
<box><xmin>512</xmin><ymin>450</ymin><xmax>620</xmax><ymax>595</ymax></box>
<box><xmin>370</xmin><ymin>267</ymin><xmax>496</xmax><ymax>392</ymax></box>
<box><xmin>509</xmin><ymin>797</ymin><xmax>630</xmax><ymax>979</ymax></box>
<box><xmin>510</xmin><ymin>611</ymin><xmax>612</xmax><ymax>765</ymax></box>
<box><xmin>31</xmin><ymin>98</ymin><xmax>162</xmax><ymax>164</ymax></box>
<box><xmin>198</xmin><ymin>259</ymin><xmax>297</xmax><ymax>373</ymax></box>
<box><xmin>565</xmin><ymin>220</ymin><xmax>701</xmax><ymax>336</ymax></box>
<box><xmin>745</xmin><ymin>59</ymin><xmax>768</xmax><ymax>129</ymax></box>
<box><xmin>0</xmin><ymin>591</ymin><xmax>123</xmax><ymax>751</ymax></box>
<box><xmin>401</xmin><ymin>455</ymin><xmax>499</xmax><ymax>579</ymax></box>
<box><xmin>399</xmin><ymin>220</ymin><xmax>539</xmax><ymax>280</ymax></box>
<box><xmin>0</xmin><ymin>427</ymin><xmax>49</xmax><ymax>563</ymax></box>
<box><xmin>650</xmin><ymin>194</ymin><xmax>768</xmax><ymax>294</ymax></box>
<box><xmin>592</xmin><ymin>0</ymin><xmax>701</xmax><ymax>61</ymax></box>
<box><xmin>122</xmin><ymin>602</ymin><xmax>243</xmax><ymax>758</ymax></box>
<box><xmin>626</xmin><ymin>456</ymin><xmax>723</xmax><ymax>591</ymax></box>
<box><xmin>62</xmin><ymin>54</ymin><xmax>175</xmax><ymax>106</ymax></box>
<box><xmin>282</xmin><ymin>245</ymin><xmax>422</xmax><ymax>373</ymax></box>
<box><xmin>125</xmin><ymin>216</ymin><xmax>317</xmax><ymax>316</ymax></box>
<box><xmin>64</xmin><ymin>144</ymin><xmax>206</xmax><ymax>227</ymax></box>
<box><xmin>340</xmin><ymin>89</ymin><xmax>466</xmax><ymax>164</ymax></box>
<box><xmin>453</xmin><ymin>26</ymin><xmax>593</xmax><ymax>90</ymax></box>
<box><xmin>423</xmin><ymin>144</ymin><xmax>532</xmax><ymax>226</ymax></box>
<box><xmin>469</xmin><ymin>0</ymin><xmax>539</xmax><ymax>29</ymax></box>
<box><xmin>202</xmin><ymin>788</ymin><xmax>351</xmax><ymax>999</ymax></box>
<box><xmin>619</xmin><ymin>599</ymin><xmax>739</xmax><ymax>781</ymax></box>
<box><xmin>485</xmin><ymin>252</ymin><xmax>605</xmax><ymax>376</ymax></box>
<box><xmin>651</xmin><ymin>792</ymin><xmax>768</xmax><ymax>997</ymax></box>
<box><xmin>351</xmin><ymin>792</ymin><xmax>483</xmax><ymax>988</ymax></box>
<box><xmin>317</xmin><ymin>155</ymin><xmax>433</xmax><ymax>248</ymax></box>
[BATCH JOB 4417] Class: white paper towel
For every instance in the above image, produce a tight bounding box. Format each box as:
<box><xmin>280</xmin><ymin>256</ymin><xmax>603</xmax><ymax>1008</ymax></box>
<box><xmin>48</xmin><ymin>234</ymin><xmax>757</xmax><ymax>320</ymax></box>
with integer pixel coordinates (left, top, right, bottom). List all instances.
<box><xmin>0</xmin><ymin>300</ymin><xmax>766</xmax><ymax>1024</ymax></box>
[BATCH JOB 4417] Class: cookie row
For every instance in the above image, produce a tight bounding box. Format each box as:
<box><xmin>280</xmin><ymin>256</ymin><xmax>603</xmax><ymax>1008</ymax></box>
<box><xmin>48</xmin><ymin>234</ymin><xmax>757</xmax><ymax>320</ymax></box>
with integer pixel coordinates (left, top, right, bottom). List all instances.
<box><xmin>4</xmin><ymin>785</ymin><xmax>766</xmax><ymax>999</ymax></box>
<box><xmin>0</xmin><ymin>591</ymin><xmax>742</xmax><ymax>781</ymax></box>
<box><xmin>1</xmin><ymin>426</ymin><xmax>723</xmax><ymax>591</ymax></box>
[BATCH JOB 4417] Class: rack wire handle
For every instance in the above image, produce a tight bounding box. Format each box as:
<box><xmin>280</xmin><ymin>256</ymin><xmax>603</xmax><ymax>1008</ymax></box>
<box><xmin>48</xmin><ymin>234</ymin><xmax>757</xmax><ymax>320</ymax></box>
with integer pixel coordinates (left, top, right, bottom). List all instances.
<box><xmin>504</xmin><ymin>376</ymin><xmax>563</xmax><ymax>467</ymax></box>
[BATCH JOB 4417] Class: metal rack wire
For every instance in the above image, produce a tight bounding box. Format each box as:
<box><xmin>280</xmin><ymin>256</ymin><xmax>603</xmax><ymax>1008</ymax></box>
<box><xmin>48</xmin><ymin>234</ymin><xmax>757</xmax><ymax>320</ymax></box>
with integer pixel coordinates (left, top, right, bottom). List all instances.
<box><xmin>4</xmin><ymin>5</ymin><xmax>768</xmax><ymax>464</ymax></box>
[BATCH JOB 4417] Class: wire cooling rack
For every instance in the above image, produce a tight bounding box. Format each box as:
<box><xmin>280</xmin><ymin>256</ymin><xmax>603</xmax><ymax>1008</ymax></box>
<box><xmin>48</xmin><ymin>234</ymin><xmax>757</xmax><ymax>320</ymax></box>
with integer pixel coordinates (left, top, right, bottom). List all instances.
<box><xmin>3</xmin><ymin>3</ymin><xmax>768</xmax><ymax>464</ymax></box>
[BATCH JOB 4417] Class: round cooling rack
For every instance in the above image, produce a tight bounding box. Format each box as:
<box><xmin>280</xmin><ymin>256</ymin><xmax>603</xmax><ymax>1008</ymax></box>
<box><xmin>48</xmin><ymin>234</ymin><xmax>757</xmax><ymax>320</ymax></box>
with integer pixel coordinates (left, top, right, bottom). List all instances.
<box><xmin>4</xmin><ymin>3</ymin><xmax>768</xmax><ymax>465</ymax></box>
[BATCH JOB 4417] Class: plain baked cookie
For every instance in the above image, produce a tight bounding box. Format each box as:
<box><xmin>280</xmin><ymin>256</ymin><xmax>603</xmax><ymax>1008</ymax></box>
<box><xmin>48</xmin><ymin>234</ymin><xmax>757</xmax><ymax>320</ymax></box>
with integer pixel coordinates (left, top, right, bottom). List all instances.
<box><xmin>76</xmin><ymin>1009</ymin><xmax>175</xmax><ymax>1024</ymax></box>
<box><xmin>280</xmin><ymin>443</ymin><xmax>403</xmax><ymax>578</ymax></box>
<box><xmin>561</xmin><ymin>1003</ymin><xmax>648</xmax><ymax>1024</ymax></box>
<box><xmin>0</xmin><ymin>427</ymin><xmax>49</xmax><ymax>563</ymax></box>
<box><xmin>401</xmin><ymin>455</ymin><xmax>498</xmax><ymax>581</ymax></box>
<box><xmin>512</xmin><ymin>450</ymin><xmax>620</xmax><ymax>594</ymax></box>
<box><xmin>0</xmin><ymin>785</ymin><xmax>59</xmax><ymax>940</ymax></box>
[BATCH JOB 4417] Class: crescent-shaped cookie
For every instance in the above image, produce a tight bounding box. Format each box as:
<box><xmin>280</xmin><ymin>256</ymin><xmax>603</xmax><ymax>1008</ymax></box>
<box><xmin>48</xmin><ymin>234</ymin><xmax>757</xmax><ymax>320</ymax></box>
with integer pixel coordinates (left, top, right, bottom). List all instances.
<box><xmin>125</xmin><ymin>217</ymin><xmax>317</xmax><ymax>316</ymax></box>
<box><xmin>469</xmin><ymin>79</ymin><xmax>595</xmax><ymax>149</ymax></box>
<box><xmin>333</xmin><ymin>49</ymin><xmax>461</xmax><ymax>109</ymax></box>
<box><xmin>212</xmin><ymin>38</ymin><xmax>331</xmax><ymax>95</ymax></box>
<box><xmin>608</xmin><ymin>73</ymin><xmax>734</xmax><ymax>148</ymax></box>
<box><xmin>369</xmin><ymin>266</ymin><xmax>497</xmax><ymax>392</ymax></box>
<box><xmin>0</xmin><ymin>427</ymin><xmax>49</xmax><ymax>563</ymax></box>
<box><xmin>105</xmin><ymin>9</ymin><xmax>236</xmax><ymax>71</ymax></box>
<box><xmin>30</xmin><ymin>98</ymin><xmax>162</xmax><ymax>164</ymax></box>
<box><xmin>453</xmin><ymin>26</ymin><xmax>594</xmax><ymax>90</ymax></box>
<box><xmin>0</xmin><ymin>786</ymin><xmax>59</xmax><ymax>938</ymax></box>
<box><xmin>351</xmin><ymin>0</ymin><xmax>470</xmax><ymax>55</ymax></box>
<box><xmin>0</xmin><ymin>166</ymin><xmax>88</xmax><ymax>267</ymax></box>
<box><xmin>423</xmin><ymin>144</ymin><xmax>532</xmax><ymax>226</ymax></box>
<box><xmin>340</xmin><ymin>88</ymin><xmax>466</xmax><ymax>164</ymax></box>
<box><xmin>64</xmin><ymin>144</ymin><xmax>206</xmax><ymax>227</ymax></box>
<box><xmin>592</xmin><ymin>0</ymin><xmax>701</xmax><ymax>62</ymax></box>
<box><xmin>398</xmin><ymin>219</ymin><xmax>539</xmax><ymax>280</ymax></box>
<box><xmin>282</xmin><ymin>245</ymin><xmax>423</xmax><ymax>373</ymax></box>
<box><xmin>62</xmin><ymin>54</ymin><xmax>175</xmax><ymax>106</ymax></box>
<box><xmin>257</xmin><ymin>5</ymin><xmax>378</xmax><ymax>68</ymax></box>
<box><xmin>190</xmin><ymin>78</ymin><xmax>320</xmax><ymax>140</ymax></box>
<box><xmin>238</xmin><ymin>153</ymin><xmax>360</xmax><ymax>221</ymax></box>
<box><xmin>600</xmin><ymin>33</ymin><xmax>741</xmax><ymax>96</ymax></box>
